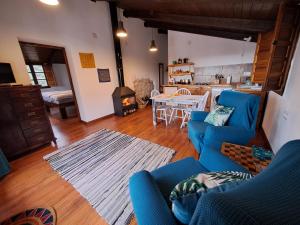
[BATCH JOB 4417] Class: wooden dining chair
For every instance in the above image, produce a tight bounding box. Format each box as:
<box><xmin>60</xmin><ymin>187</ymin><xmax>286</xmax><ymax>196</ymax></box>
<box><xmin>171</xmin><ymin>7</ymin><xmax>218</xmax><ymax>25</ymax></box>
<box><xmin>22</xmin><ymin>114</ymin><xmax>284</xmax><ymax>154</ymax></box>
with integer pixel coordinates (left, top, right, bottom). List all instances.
<box><xmin>151</xmin><ymin>89</ymin><xmax>170</xmax><ymax>126</ymax></box>
<box><xmin>180</xmin><ymin>91</ymin><xmax>210</xmax><ymax>128</ymax></box>
<box><xmin>169</xmin><ymin>88</ymin><xmax>192</xmax><ymax>124</ymax></box>
<box><xmin>175</xmin><ymin>88</ymin><xmax>191</xmax><ymax>96</ymax></box>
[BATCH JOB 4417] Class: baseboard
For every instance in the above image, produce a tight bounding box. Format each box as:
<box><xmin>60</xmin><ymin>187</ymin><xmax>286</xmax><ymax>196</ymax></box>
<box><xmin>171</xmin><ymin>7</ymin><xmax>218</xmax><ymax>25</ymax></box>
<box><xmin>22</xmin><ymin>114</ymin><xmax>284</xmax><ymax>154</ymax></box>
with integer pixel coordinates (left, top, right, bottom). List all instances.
<box><xmin>80</xmin><ymin>113</ymin><xmax>114</xmax><ymax>124</ymax></box>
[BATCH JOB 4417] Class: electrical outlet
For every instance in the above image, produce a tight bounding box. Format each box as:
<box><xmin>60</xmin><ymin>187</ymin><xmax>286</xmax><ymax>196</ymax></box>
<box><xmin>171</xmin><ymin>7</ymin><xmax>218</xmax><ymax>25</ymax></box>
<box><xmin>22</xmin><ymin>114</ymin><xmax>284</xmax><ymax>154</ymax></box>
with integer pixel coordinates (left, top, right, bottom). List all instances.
<box><xmin>282</xmin><ymin>109</ymin><xmax>289</xmax><ymax>120</ymax></box>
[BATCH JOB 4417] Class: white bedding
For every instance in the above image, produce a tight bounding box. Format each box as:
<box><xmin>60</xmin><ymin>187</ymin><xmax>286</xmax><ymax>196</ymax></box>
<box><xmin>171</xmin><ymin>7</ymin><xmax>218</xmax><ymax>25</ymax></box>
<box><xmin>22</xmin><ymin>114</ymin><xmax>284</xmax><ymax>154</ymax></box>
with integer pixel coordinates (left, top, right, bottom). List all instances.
<box><xmin>42</xmin><ymin>87</ymin><xmax>74</xmax><ymax>104</ymax></box>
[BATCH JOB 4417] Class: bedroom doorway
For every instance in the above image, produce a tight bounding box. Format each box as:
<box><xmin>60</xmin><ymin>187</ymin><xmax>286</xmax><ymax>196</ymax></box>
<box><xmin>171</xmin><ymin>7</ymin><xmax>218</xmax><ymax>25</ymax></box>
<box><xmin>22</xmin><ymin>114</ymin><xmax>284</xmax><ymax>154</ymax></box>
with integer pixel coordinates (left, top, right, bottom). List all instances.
<box><xmin>19</xmin><ymin>41</ymin><xmax>79</xmax><ymax>121</ymax></box>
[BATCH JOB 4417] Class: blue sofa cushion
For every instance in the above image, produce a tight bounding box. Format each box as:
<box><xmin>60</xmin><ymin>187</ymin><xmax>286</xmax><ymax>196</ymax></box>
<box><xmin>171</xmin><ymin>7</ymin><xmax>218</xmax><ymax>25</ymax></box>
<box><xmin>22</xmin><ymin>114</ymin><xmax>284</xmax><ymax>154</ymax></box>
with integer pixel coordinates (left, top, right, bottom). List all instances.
<box><xmin>170</xmin><ymin>172</ymin><xmax>252</xmax><ymax>224</ymax></box>
<box><xmin>151</xmin><ymin>157</ymin><xmax>209</xmax><ymax>201</ymax></box>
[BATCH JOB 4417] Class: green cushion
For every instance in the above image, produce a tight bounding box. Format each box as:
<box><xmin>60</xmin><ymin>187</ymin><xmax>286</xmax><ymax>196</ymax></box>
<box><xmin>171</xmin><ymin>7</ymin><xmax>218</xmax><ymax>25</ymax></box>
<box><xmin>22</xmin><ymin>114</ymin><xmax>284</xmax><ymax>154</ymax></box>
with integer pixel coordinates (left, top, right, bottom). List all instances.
<box><xmin>204</xmin><ymin>104</ymin><xmax>234</xmax><ymax>126</ymax></box>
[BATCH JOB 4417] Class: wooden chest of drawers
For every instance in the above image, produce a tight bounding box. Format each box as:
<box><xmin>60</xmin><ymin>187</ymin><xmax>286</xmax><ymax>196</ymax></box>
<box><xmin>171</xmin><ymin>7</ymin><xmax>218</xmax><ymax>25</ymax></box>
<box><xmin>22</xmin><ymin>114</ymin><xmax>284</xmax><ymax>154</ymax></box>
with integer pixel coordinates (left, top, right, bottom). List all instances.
<box><xmin>0</xmin><ymin>85</ymin><xmax>56</xmax><ymax>160</ymax></box>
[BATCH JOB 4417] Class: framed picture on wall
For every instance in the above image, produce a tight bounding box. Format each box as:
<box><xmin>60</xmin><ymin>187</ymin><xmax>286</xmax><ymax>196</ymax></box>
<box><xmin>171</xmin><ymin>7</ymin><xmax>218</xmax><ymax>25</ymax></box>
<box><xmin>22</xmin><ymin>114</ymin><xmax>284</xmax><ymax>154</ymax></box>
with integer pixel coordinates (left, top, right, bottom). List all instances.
<box><xmin>79</xmin><ymin>53</ymin><xmax>96</xmax><ymax>68</ymax></box>
<box><xmin>97</xmin><ymin>68</ymin><xmax>111</xmax><ymax>83</ymax></box>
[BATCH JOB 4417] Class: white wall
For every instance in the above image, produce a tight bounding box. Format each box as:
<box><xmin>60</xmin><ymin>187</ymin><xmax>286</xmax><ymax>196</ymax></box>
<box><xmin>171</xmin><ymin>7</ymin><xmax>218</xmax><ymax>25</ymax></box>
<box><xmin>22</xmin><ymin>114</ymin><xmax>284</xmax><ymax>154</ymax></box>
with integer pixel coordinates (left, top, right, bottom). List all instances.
<box><xmin>263</xmin><ymin>37</ymin><xmax>300</xmax><ymax>153</ymax></box>
<box><xmin>52</xmin><ymin>64</ymin><xmax>71</xmax><ymax>89</ymax></box>
<box><xmin>121</xmin><ymin>17</ymin><xmax>168</xmax><ymax>90</ymax></box>
<box><xmin>168</xmin><ymin>30</ymin><xmax>256</xmax><ymax>67</ymax></box>
<box><xmin>0</xmin><ymin>0</ymin><xmax>168</xmax><ymax>122</ymax></box>
<box><xmin>0</xmin><ymin>0</ymin><xmax>119</xmax><ymax>122</ymax></box>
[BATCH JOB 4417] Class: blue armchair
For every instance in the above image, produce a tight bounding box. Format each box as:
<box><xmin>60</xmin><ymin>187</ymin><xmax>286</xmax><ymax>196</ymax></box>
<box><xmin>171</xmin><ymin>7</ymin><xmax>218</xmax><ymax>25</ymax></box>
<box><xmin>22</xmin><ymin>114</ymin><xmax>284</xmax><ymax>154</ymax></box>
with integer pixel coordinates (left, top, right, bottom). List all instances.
<box><xmin>188</xmin><ymin>91</ymin><xmax>260</xmax><ymax>153</ymax></box>
<box><xmin>129</xmin><ymin>144</ymin><xmax>249</xmax><ymax>225</ymax></box>
<box><xmin>129</xmin><ymin>140</ymin><xmax>300</xmax><ymax>225</ymax></box>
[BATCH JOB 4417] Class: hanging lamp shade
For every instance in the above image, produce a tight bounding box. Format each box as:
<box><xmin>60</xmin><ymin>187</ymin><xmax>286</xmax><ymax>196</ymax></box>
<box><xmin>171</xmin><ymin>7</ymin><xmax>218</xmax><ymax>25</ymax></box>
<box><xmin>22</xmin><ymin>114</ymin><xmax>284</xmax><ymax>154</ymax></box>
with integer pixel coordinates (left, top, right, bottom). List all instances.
<box><xmin>116</xmin><ymin>21</ymin><xmax>128</xmax><ymax>38</ymax></box>
<box><xmin>39</xmin><ymin>0</ymin><xmax>59</xmax><ymax>5</ymax></box>
<box><xmin>149</xmin><ymin>40</ymin><xmax>158</xmax><ymax>52</ymax></box>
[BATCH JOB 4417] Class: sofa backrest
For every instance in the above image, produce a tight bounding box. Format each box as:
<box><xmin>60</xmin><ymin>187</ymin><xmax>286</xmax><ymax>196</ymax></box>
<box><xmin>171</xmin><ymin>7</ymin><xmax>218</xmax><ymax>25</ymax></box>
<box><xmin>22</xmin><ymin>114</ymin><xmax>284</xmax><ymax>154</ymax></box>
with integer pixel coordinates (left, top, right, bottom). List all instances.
<box><xmin>218</xmin><ymin>91</ymin><xmax>260</xmax><ymax>131</ymax></box>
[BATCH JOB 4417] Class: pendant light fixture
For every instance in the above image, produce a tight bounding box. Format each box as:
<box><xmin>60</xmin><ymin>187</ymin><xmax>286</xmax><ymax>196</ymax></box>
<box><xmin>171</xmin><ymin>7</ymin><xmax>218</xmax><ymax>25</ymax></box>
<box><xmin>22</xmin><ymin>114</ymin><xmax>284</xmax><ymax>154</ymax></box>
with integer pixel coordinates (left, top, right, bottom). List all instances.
<box><xmin>39</xmin><ymin>0</ymin><xmax>59</xmax><ymax>6</ymax></box>
<box><xmin>149</xmin><ymin>29</ymin><xmax>158</xmax><ymax>52</ymax></box>
<box><xmin>116</xmin><ymin>8</ymin><xmax>128</xmax><ymax>38</ymax></box>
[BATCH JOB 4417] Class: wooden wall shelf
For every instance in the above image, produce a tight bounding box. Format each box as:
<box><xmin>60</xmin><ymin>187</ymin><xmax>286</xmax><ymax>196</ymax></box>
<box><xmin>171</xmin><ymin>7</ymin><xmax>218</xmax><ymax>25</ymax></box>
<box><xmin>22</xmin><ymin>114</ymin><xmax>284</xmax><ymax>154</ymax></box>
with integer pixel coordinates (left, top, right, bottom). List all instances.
<box><xmin>169</xmin><ymin>72</ymin><xmax>193</xmax><ymax>76</ymax></box>
<box><xmin>168</xmin><ymin>63</ymin><xmax>194</xmax><ymax>67</ymax></box>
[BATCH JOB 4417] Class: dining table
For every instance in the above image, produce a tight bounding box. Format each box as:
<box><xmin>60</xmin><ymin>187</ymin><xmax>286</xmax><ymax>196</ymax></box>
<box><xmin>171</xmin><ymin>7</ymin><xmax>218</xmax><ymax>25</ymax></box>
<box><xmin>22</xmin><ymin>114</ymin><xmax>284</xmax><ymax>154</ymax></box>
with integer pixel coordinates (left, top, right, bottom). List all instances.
<box><xmin>150</xmin><ymin>94</ymin><xmax>203</xmax><ymax>126</ymax></box>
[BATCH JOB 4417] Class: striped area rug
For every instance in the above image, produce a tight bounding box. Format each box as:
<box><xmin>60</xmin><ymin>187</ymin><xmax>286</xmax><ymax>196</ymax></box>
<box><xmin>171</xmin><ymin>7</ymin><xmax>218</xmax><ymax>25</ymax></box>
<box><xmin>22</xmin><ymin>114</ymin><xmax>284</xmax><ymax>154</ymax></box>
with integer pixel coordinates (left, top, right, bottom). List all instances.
<box><xmin>44</xmin><ymin>128</ymin><xmax>175</xmax><ymax>225</ymax></box>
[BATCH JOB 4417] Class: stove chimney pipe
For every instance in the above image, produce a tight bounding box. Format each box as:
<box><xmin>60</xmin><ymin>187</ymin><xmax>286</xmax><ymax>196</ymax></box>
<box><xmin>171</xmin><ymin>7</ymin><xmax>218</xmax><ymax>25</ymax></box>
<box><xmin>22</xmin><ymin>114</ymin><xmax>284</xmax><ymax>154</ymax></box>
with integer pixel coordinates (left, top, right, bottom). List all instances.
<box><xmin>109</xmin><ymin>2</ymin><xmax>125</xmax><ymax>87</ymax></box>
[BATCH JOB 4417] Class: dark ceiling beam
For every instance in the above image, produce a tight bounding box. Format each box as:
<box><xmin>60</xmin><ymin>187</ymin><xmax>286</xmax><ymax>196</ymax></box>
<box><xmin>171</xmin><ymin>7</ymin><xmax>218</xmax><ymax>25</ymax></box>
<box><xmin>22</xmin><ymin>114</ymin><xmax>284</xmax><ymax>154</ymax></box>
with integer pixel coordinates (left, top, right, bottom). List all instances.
<box><xmin>144</xmin><ymin>21</ymin><xmax>257</xmax><ymax>42</ymax></box>
<box><xmin>124</xmin><ymin>10</ymin><xmax>275</xmax><ymax>33</ymax></box>
<box><xmin>90</xmin><ymin>0</ymin><xmax>119</xmax><ymax>2</ymax></box>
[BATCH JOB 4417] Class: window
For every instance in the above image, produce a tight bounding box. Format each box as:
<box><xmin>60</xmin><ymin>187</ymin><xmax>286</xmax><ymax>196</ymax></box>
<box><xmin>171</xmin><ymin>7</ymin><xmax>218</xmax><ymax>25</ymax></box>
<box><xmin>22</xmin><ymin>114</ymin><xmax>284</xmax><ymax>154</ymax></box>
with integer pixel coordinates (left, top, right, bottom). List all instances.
<box><xmin>26</xmin><ymin>64</ymin><xmax>49</xmax><ymax>87</ymax></box>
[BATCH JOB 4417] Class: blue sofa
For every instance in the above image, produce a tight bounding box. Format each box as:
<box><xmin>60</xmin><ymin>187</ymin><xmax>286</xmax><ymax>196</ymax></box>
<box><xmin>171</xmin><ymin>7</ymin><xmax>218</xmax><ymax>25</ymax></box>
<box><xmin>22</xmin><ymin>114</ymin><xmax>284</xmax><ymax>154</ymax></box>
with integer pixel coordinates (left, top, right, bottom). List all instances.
<box><xmin>129</xmin><ymin>140</ymin><xmax>300</xmax><ymax>225</ymax></box>
<box><xmin>188</xmin><ymin>91</ymin><xmax>260</xmax><ymax>153</ymax></box>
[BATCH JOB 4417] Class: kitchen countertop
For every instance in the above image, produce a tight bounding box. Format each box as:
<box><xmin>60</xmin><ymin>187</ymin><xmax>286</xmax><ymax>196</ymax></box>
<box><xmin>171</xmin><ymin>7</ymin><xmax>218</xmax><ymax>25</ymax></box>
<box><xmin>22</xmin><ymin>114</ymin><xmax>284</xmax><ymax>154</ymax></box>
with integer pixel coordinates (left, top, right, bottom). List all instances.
<box><xmin>162</xmin><ymin>83</ymin><xmax>263</xmax><ymax>91</ymax></box>
<box><xmin>162</xmin><ymin>83</ymin><xmax>235</xmax><ymax>88</ymax></box>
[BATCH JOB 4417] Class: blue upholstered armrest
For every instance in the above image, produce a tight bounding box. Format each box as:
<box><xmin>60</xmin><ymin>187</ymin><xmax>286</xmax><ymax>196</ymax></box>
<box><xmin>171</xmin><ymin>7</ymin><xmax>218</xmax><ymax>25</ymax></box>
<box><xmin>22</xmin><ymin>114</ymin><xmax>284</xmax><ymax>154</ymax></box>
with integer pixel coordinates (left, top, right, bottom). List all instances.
<box><xmin>191</xmin><ymin>111</ymin><xmax>209</xmax><ymax>122</ymax></box>
<box><xmin>203</xmin><ymin>126</ymin><xmax>255</xmax><ymax>151</ymax></box>
<box><xmin>129</xmin><ymin>170</ymin><xmax>178</xmax><ymax>225</ymax></box>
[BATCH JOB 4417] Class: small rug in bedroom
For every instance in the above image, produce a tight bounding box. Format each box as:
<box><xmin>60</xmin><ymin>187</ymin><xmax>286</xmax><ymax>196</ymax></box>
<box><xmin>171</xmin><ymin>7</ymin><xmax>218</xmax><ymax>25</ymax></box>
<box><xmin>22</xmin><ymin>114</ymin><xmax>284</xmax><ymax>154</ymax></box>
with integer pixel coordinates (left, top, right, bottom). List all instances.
<box><xmin>44</xmin><ymin>128</ymin><xmax>175</xmax><ymax>225</ymax></box>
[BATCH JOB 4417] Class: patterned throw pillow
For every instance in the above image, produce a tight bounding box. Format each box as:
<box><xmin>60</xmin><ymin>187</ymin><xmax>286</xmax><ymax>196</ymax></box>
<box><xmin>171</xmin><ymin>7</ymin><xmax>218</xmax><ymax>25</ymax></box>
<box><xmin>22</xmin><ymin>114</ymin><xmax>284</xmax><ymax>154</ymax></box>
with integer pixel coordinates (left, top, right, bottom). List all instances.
<box><xmin>170</xmin><ymin>171</ymin><xmax>252</xmax><ymax>224</ymax></box>
<box><xmin>170</xmin><ymin>171</ymin><xmax>252</xmax><ymax>201</ymax></box>
<box><xmin>204</xmin><ymin>104</ymin><xmax>234</xmax><ymax>126</ymax></box>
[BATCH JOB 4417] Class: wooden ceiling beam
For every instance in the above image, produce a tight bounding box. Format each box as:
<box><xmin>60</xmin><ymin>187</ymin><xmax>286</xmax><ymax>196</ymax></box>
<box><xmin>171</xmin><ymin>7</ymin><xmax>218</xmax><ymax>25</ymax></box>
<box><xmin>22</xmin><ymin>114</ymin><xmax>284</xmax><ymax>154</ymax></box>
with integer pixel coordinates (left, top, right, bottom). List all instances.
<box><xmin>124</xmin><ymin>10</ymin><xmax>275</xmax><ymax>32</ymax></box>
<box><xmin>144</xmin><ymin>21</ymin><xmax>257</xmax><ymax>42</ymax></box>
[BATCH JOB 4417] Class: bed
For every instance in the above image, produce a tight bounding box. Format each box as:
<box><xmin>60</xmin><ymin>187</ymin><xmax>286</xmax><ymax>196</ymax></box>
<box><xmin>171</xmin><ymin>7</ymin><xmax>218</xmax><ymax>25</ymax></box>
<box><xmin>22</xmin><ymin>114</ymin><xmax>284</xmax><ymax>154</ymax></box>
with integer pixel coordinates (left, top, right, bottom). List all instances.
<box><xmin>41</xmin><ymin>87</ymin><xmax>75</xmax><ymax>119</ymax></box>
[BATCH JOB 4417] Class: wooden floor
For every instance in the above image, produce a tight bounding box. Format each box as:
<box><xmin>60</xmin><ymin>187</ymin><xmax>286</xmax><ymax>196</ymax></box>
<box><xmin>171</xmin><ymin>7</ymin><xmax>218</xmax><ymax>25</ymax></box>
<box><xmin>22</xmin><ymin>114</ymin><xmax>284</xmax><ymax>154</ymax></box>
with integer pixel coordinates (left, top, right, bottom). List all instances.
<box><xmin>0</xmin><ymin>107</ymin><xmax>268</xmax><ymax>224</ymax></box>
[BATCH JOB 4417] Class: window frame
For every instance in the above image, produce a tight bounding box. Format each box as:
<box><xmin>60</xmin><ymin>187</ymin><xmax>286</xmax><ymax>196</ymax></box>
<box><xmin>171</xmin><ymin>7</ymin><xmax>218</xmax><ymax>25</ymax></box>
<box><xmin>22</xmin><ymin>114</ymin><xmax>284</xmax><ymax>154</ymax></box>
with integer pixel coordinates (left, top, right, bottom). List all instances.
<box><xmin>27</xmin><ymin>64</ymin><xmax>49</xmax><ymax>88</ymax></box>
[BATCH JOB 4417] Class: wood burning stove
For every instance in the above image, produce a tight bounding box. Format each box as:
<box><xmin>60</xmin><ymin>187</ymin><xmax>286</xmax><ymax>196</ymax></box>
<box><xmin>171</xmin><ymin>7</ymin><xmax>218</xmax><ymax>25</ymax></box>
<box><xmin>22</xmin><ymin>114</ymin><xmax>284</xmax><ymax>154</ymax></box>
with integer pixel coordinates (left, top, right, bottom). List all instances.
<box><xmin>109</xmin><ymin>4</ymin><xmax>138</xmax><ymax>116</ymax></box>
<box><xmin>112</xmin><ymin>87</ymin><xmax>138</xmax><ymax>116</ymax></box>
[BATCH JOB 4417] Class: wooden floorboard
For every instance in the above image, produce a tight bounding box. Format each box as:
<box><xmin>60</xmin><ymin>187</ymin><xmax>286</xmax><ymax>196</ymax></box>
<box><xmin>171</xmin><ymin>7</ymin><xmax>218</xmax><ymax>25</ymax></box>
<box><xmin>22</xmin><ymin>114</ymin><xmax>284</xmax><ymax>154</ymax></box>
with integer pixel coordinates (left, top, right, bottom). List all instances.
<box><xmin>0</xmin><ymin>106</ymin><xmax>268</xmax><ymax>224</ymax></box>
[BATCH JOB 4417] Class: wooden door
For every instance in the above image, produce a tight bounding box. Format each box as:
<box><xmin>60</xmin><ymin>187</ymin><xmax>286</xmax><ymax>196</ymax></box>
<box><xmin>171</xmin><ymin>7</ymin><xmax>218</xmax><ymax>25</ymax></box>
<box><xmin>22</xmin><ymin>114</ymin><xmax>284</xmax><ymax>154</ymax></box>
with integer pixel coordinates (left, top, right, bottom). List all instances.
<box><xmin>264</xmin><ymin>5</ymin><xmax>300</xmax><ymax>94</ymax></box>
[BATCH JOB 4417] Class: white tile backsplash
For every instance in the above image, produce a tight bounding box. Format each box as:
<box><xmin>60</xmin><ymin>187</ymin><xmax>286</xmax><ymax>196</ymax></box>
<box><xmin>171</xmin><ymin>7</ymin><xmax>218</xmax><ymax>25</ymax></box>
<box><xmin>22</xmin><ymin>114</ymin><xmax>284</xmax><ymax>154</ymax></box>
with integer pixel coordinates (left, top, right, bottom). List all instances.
<box><xmin>194</xmin><ymin>63</ymin><xmax>252</xmax><ymax>83</ymax></box>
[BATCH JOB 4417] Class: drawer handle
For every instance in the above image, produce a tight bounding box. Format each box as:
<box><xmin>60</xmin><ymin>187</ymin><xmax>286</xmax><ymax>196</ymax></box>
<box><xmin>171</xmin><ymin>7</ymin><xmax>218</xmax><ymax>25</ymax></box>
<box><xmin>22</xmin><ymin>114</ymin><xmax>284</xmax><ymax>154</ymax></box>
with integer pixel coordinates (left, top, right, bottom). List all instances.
<box><xmin>28</xmin><ymin>112</ymin><xmax>36</xmax><ymax>117</ymax></box>
<box><xmin>24</xmin><ymin>103</ymin><xmax>33</xmax><ymax>107</ymax></box>
<box><xmin>37</xmin><ymin>136</ymin><xmax>44</xmax><ymax>141</ymax></box>
<box><xmin>34</xmin><ymin>128</ymin><xmax>42</xmax><ymax>133</ymax></box>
